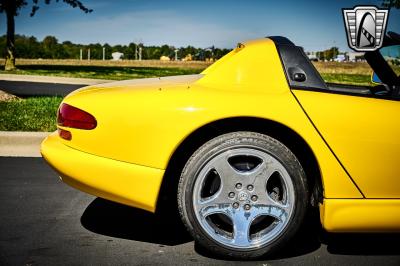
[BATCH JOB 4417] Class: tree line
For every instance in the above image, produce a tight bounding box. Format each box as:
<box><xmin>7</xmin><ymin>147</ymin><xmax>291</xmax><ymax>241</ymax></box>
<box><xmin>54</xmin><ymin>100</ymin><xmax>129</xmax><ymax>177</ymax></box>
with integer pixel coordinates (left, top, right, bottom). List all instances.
<box><xmin>1</xmin><ymin>0</ymin><xmax>398</xmax><ymax>70</ymax></box>
<box><xmin>0</xmin><ymin>34</ymin><xmax>231</xmax><ymax>61</ymax></box>
<box><xmin>315</xmin><ymin>47</ymin><xmax>339</xmax><ymax>61</ymax></box>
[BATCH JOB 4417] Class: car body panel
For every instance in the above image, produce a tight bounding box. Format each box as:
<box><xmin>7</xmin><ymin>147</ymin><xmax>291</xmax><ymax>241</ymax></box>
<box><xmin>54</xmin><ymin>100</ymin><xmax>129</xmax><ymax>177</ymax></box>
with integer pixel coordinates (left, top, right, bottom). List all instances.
<box><xmin>68</xmin><ymin>74</ymin><xmax>203</xmax><ymax>97</ymax></box>
<box><xmin>293</xmin><ymin>90</ymin><xmax>400</xmax><ymax>198</ymax></box>
<box><xmin>320</xmin><ymin>199</ymin><xmax>400</xmax><ymax>232</ymax></box>
<box><xmin>197</xmin><ymin>39</ymin><xmax>288</xmax><ymax>94</ymax></box>
<box><xmin>58</xmin><ymin>87</ymin><xmax>362</xmax><ymax>199</ymax></box>
<box><xmin>41</xmin><ymin>132</ymin><xmax>164</xmax><ymax>212</ymax></box>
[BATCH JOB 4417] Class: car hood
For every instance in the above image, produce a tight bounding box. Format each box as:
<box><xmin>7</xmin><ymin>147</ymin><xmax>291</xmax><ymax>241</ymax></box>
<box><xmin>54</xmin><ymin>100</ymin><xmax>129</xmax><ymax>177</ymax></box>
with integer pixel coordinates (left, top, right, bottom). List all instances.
<box><xmin>68</xmin><ymin>74</ymin><xmax>203</xmax><ymax>97</ymax></box>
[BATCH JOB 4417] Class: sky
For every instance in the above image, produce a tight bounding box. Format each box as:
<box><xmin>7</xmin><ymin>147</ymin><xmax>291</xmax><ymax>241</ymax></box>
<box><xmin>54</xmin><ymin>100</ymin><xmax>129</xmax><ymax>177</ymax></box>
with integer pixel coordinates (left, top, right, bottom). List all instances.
<box><xmin>0</xmin><ymin>0</ymin><xmax>399</xmax><ymax>52</ymax></box>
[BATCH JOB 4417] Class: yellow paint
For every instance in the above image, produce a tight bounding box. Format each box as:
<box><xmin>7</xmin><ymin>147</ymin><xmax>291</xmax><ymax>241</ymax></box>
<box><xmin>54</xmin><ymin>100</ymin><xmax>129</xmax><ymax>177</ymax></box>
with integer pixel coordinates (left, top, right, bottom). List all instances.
<box><xmin>198</xmin><ymin>39</ymin><xmax>288</xmax><ymax>93</ymax></box>
<box><xmin>42</xmin><ymin>37</ymin><xmax>372</xmax><ymax>220</ymax></box>
<box><xmin>293</xmin><ymin>90</ymin><xmax>400</xmax><ymax>198</ymax></box>
<box><xmin>41</xmin><ymin>132</ymin><xmax>164</xmax><ymax>212</ymax></box>
<box><xmin>320</xmin><ymin>199</ymin><xmax>400</xmax><ymax>232</ymax></box>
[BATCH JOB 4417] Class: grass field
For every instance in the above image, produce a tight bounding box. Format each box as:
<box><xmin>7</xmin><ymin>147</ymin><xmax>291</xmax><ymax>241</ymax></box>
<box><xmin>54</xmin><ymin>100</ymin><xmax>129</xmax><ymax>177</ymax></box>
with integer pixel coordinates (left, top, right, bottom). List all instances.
<box><xmin>312</xmin><ymin>61</ymin><xmax>373</xmax><ymax>74</ymax></box>
<box><xmin>0</xmin><ymin>97</ymin><xmax>62</xmax><ymax>131</ymax></box>
<box><xmin>320</xmin><ymin>73</ymin><xmax>372</xmax><ymax>86</ymax></box>
<box><xmin>316</xmin><ymin>61</ymin><xmax>399</xmax><ymax>85</ymax></box>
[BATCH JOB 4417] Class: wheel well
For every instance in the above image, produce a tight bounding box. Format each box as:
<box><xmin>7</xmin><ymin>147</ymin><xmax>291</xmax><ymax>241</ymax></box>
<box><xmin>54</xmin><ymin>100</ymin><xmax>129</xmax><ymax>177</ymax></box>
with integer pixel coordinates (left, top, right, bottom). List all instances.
<box><xmin>155</xmin><ymin>117</ymin><xmax>323</xmax><ymax>215</ymax></box>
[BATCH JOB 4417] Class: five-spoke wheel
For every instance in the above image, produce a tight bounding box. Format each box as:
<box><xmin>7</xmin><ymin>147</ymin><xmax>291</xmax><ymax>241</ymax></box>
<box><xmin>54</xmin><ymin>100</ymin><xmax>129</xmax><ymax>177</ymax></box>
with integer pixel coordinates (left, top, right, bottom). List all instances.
<box><xmin>178</xmin><ymin>132</ymin><xmax>308</xmax><ymax>259</ymax></box>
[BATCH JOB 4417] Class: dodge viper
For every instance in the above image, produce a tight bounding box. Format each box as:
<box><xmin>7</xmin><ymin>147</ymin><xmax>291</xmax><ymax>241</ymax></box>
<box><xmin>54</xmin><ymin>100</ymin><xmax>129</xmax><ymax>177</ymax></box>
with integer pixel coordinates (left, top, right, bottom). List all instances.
<box><xmin>41</xmin><ymin>32</ymin><xmax>400</xmax><ymax>259</ymax></box>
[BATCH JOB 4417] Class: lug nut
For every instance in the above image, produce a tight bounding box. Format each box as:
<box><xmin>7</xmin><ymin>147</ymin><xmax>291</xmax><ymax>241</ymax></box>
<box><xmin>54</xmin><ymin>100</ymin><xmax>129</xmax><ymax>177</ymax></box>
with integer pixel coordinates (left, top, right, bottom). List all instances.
<box><xmin>228</xmin><ymin>192</ymin><xmax>235</xmax><ymax>198</ymax></box>
<box><xmin>244</xmin><ymin>204</ymin><xmax>251</xmax><ymax>211</ymax></box>
<box><xmin>233</xmin><ymin>202</ymin><xmax>240</xmax><ymax>209</ymax></box>
<box><xmin>235</xmin><ymin>183</ymin><xmax>242</xmax><ymax>189</ymax></box>
<box><xmin>247</xmin><ymin>184</ymin><xmax>254</xmax><ymax>191</ymax></box>
<box><xmin>251</xmin><ymin>195</ymin><xmax>258</xmax><ymax>202</ymax></box>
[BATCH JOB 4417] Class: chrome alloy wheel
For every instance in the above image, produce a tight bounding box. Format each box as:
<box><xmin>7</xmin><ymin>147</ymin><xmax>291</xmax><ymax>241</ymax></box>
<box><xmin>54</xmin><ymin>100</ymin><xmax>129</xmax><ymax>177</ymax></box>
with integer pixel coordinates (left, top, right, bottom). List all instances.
<box><xmin>192</xmin><ymin>147</ymin><xmax>295</xmax><ymax>249</ymax></box>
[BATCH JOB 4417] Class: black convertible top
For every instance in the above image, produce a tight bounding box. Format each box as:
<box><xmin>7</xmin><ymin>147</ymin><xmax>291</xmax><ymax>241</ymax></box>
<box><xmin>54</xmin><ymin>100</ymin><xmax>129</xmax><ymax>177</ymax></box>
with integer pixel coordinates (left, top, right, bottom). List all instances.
<box><xmin>268</xmin><ymin>36</ymin><xmax>329</xmax><ymax>91</ymax></box>
<box><xmin>365</xmin><ymin>31</ymin><xmax>400</xmax><ymax>86</ymax></box>
<box><xmin>385</xmin><ymin>31</ymin><xmax>400</xmax><ymax>46</ymax></box>
<box><xmin>269</xmin><ymin>32</ymin><xmax>400</xmax><ymax>92</ymax></box>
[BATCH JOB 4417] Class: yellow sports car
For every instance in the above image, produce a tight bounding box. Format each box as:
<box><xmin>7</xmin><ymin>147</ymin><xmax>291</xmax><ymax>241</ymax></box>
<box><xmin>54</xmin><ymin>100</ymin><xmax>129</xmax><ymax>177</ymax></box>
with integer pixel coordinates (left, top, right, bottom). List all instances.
<box><xmin>41</xmin><ymin>32</ymin><xmax>400</xmax><ymax>259</ymax></box>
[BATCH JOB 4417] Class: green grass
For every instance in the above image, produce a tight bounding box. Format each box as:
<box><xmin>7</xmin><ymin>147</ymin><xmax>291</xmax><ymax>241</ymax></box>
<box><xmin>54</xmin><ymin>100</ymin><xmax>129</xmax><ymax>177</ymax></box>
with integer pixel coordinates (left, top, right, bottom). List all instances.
<box><xmin>0</xmin><ymin>65</ymin><xmax>203</xmax><ymax>80</ymax></box>
<box><xmin>0</xmin><ymin>97</ymin><xmax>62</xmax><ymax>131</ymax></box>
<box><xmin>321</xmin><ymin>73</ymin><xmax>372</xmax><ymax>86</ymax></box>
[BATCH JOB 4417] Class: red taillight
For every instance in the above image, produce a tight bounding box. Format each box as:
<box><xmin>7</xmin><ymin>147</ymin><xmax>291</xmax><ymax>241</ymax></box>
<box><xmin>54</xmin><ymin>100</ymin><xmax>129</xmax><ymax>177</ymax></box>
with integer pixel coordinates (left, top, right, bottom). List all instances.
<box><xmin>57</xmin><ymin>103</ymin><xmax>97</xmax><ymax>130</ymax></box>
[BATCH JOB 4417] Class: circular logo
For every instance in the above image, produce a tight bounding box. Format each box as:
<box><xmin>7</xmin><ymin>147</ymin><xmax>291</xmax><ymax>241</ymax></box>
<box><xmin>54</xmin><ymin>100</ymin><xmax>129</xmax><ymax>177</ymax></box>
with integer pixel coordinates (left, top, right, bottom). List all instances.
<box><xmin>238</xmin><ymin>192</ymin><xmax>249</xmax><ymax>201</ymax></box>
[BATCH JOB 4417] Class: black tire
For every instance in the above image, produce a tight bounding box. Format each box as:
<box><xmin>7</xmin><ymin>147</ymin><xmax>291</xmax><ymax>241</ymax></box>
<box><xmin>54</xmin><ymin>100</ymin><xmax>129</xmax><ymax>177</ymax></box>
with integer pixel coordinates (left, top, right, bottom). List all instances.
<box><xmin>177</xmin><ymin>131</ymin><xmax>309</xmax><ymax>259</ymax></box>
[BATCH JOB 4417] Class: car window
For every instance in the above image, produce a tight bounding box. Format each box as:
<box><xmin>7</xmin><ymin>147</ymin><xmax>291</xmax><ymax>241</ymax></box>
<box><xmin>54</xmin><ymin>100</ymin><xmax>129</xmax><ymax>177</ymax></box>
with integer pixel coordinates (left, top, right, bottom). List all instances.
<box><xmin>313</xmin><ymin>60</ymin><xmax>374</xmax><ymax>87</ymax></box>
<box><xmin>311</xmin><ymin>47</ymin><xmax>378</xmax><ymax>87</ymax></box>
<box><xmin>379</xmin><ymin>45</ymin><xmax>400</xmax><ymax>77</ymax></box>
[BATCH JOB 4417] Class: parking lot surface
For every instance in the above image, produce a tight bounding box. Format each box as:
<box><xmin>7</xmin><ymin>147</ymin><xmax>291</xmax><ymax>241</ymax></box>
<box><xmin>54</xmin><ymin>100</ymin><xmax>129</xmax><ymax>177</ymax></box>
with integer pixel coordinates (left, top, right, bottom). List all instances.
<box><xmin>0</xmin><ymin>157</ymin><xmax>399</xmax><ymax>265</ymax></box>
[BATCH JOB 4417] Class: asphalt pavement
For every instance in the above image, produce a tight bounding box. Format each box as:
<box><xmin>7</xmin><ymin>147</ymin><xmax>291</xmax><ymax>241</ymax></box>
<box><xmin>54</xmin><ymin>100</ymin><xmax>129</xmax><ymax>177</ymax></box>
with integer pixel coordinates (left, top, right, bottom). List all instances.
<box><xmin>0</xmin><ymin>80</ymin><xmax>84</xmax><ymax>96</ymax></box>
<box><xmin>0</xmin><ymin>74</ymin><xmax>110</xmax><ymax>96</ymax></box>
<box><xmin>0</xmin><ymin>157</ymin><xmax>399</xmax><ymax>265</ymax></box>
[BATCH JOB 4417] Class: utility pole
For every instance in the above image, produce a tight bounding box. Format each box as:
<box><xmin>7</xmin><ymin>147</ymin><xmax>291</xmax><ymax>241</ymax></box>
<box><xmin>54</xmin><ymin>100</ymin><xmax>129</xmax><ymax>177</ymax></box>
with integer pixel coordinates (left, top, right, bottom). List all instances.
<box><xmin>80</xmin><ymin>49</ymin><xmax>82</xmax><ymax>60</ymax></box>
<box><xmin>88</xmin><ymin>48</ymin><xmax>91</xmax><ymax>61</ymax></box>
<box><xmin>174</xmin><ymin>49</ymin><xmax>178</xmax><ymax>61</ymax></box>
<box><xmin>103</xmin><ymin>47</ymin><xmax>105</xmax><ymax>60</ymax></box>
<box><xmin>135</xmin><ymin>45</ymin><xmax>138</xmax><ymax>60</ymax></box>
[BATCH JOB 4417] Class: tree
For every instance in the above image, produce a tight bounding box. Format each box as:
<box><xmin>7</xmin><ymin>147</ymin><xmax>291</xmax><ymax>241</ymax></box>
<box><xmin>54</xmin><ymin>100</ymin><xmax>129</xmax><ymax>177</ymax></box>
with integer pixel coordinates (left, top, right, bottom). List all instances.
<box><xmin>42</xmin><ymin>35</ymin><xmax>58</xmax><ymax>58</ymax></box>
<box><xmin>0</xmin><ymin>33</ymin><xmax>232</xmax><ymax>61</ymax></box>
<box><xmin>382</xmin><ymin>0</ymin><xmax>400</xmax><ymax>9</ymax></box>
<box><xmin>0</xmin><ymin>0</ymin><xmax>92</xmax><ymax>70</ymax></box>
<box><xmin>326</xmin><ymin>47</ymin><xmax>339</xmax><ymax>61</ymax></box>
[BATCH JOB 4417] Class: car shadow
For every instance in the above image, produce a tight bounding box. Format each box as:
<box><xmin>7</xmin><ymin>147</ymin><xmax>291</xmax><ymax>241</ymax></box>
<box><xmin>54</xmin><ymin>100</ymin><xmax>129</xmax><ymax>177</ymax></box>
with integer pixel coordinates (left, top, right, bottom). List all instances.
<box><xmin>323</xmin><ymin>232</ymin><xmax>400</xmax><ymax>256</ymax></box>
<box><xmin>272</xmin><ymin>209</ymin><xmax>400</xmax><ymax>259</ymax></box>
<box><xmin>80</xmin><ymin>198</ymin><xmax>192</xmax><ymax>246</ymax></box>
<box><xmin>81</xmin><ymin>198</ymin><xmax>400</xmax><ymax>259</ymax></box>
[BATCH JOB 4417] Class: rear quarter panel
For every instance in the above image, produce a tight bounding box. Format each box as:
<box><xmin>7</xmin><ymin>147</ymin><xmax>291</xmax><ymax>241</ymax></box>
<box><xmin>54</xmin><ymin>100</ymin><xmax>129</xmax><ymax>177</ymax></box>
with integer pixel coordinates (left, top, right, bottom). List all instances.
<box><xmin>58</xmin><ymin>38</ymin><xmax>362</xmax><ymax>199</ymax></box>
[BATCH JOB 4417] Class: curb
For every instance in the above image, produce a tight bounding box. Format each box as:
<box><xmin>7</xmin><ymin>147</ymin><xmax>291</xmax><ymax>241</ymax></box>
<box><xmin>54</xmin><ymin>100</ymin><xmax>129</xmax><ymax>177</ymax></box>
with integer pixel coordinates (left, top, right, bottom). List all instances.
<box><xmin>0</xmin><ymin>131</ymin><xmax>51</xmax><ymax>157</ymax></box>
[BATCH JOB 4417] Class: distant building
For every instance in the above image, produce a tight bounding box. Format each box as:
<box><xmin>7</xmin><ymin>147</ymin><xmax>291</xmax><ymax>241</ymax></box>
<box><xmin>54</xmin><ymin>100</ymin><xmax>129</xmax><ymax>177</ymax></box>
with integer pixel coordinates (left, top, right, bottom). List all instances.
<box><xmin>347</xmin><ymin>52</ymin><xmax>364</xmax><ymax>62</ymax></box>
<box><xmin>111</xmin><ymin>52</ymin><xmax>124</xmax><ymax>60</ymax></box>
<box><xmin>306</xmin><ymin>51</ymin><xmax>318</xmax><ymax>61</ymax></box>
<box><xmin>334</xmin><ymin>54</ymin><xmax>346</xmax><ymax>62</ymax></box>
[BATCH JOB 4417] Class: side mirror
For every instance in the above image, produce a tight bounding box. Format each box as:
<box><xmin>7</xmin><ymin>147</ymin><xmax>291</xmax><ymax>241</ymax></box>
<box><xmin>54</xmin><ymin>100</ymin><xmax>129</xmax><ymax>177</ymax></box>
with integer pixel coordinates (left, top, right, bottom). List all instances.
<box><xmin>371</xmin><ymin>72</ymin><xmax>382</xmax><ymax>84</ymax></box>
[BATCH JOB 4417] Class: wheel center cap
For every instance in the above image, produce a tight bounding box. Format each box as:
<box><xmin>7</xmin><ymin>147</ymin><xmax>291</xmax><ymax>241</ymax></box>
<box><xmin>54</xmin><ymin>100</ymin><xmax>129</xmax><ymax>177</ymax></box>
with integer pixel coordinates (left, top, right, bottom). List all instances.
<box><xmin>238</xmin><ymin>191</ymin><xmax>249</xmax><ymax>201</ymax></box>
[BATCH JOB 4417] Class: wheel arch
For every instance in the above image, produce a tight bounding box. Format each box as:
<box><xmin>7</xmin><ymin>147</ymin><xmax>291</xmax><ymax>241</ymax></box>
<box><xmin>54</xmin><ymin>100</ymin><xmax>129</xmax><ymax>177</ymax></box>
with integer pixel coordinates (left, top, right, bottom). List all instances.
<box><xmin>156</xmin><ymin>116</ymin><xmax>323</xmax><ymax>214</ymax></box>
